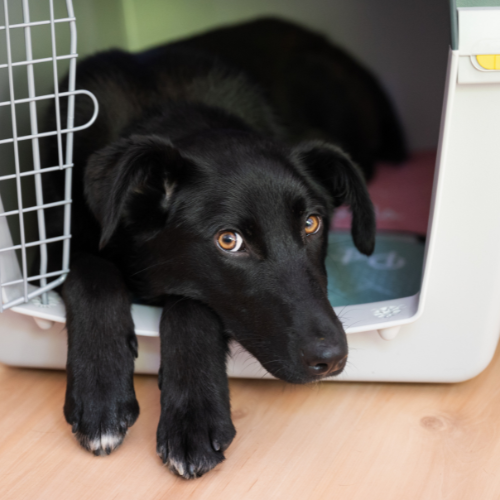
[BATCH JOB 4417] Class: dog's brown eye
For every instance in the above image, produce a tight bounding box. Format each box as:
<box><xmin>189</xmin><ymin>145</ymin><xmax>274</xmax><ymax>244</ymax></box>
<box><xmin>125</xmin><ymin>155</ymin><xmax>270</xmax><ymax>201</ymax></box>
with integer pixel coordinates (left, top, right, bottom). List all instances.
<box><xmin>305</xmin><ymin>215</ymin><xmax>321</xmax><ymax>235</ymax></box>
<box><xmin>217</xmin><ymin>231</ymin><xmax>244</xmax><ymax>252</ymax></box>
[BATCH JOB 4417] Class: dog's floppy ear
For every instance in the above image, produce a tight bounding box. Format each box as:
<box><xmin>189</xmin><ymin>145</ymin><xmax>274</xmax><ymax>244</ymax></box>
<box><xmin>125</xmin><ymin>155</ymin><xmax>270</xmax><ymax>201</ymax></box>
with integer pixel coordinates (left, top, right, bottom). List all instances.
<box><xmin>85</xmin><ymin>135</ymin><xmax>189</xmax><ymax>249</ymax></box>
<box><xmin>292</xmin><ymin>141</ymin><xmax>376</xmax><ymax>255</ymax></box>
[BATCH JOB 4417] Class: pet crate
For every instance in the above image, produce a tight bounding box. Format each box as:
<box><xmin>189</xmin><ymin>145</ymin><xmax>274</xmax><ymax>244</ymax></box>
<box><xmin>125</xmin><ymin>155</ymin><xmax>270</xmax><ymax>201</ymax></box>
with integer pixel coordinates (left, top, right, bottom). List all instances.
<box><xmin>1</xmin><ymin>0</ymin><xmax>500</xmax><ymax>383</ymax></box>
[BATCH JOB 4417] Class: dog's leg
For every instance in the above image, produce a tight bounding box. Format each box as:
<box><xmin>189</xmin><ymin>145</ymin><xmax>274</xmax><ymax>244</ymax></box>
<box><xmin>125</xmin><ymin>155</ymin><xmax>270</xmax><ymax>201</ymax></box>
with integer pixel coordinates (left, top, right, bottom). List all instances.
<box><xmin>63</xmin><ymin>254</ymin><xmax>139</xmax><ymax>456</ymax></box>
<box><xmin>157</xmin><ymin>296</ymin><xmax>236</xmax><ymax>479</ymax></box>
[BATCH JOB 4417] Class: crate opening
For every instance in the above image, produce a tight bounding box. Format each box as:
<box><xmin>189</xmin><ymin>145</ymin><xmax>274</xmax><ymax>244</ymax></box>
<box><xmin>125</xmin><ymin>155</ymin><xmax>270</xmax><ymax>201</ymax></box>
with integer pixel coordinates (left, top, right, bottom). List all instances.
<box><xmin>0</xmin><ymin>0</ymin><xmax>447</xmax><ymax>337</ymax></box>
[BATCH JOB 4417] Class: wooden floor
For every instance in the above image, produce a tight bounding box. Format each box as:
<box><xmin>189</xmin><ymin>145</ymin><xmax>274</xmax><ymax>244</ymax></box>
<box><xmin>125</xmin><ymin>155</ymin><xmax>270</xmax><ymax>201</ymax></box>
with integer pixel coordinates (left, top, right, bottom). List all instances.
<box><xmin>2</xmin><ymin>346</ymin><xmax>500</xmax><ymax>500</ymax></box>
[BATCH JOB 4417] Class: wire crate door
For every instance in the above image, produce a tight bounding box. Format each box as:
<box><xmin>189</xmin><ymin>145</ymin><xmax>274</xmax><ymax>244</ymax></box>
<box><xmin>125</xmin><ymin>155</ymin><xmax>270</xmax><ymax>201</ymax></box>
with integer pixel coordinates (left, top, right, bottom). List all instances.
<box><xmin>0</xmin><ymin>0</ymin><xmax>97</xmax><ymax>311</ymax></box>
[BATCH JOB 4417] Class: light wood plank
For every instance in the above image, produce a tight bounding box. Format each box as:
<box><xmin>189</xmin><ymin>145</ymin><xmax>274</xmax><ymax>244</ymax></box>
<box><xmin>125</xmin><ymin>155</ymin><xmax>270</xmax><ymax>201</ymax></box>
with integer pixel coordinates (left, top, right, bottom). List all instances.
<box><xmin>2</xmin><ymin>344</ymin><xmax>500</xmax><ymax>499</ymax></box>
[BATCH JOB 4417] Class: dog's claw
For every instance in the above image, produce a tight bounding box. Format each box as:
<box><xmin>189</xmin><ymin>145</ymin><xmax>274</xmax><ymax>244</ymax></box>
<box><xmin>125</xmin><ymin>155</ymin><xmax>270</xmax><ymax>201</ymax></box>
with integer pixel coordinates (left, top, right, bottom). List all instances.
<box><xmin>212</xmin><ymin>439</ymin><xmax>220</xmax><ymax>451</ymax></box>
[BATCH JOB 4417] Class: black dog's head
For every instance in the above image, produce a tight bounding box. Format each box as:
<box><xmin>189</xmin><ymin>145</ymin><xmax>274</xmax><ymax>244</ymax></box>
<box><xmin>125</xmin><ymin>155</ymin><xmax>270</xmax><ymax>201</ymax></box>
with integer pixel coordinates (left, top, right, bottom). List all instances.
<box><xmin>85</xmin><ymin>131</ymin><xmax>375</xmax><ymax>384</ymax></box>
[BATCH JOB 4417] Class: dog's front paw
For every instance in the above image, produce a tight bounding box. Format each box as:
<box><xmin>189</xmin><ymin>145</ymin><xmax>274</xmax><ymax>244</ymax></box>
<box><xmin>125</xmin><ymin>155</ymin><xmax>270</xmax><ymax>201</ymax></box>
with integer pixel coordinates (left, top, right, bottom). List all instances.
<box><xmin>64</xmin><ymin>384</ymin><xmax>139</xmax><ymax>456</ymax></box>
<box><xmin>156</xmin><ymin>404</ymin><xmax>236</xmax><ymax>479</ymax></box>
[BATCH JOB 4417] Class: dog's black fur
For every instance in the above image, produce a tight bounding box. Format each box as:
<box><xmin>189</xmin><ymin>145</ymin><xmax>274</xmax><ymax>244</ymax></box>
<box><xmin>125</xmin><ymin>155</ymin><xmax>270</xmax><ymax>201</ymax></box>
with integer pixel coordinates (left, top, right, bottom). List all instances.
<box><xmin>42</xmin><ymin>18</ymin><xmax>406</xmax><ymax>478</ymax></box>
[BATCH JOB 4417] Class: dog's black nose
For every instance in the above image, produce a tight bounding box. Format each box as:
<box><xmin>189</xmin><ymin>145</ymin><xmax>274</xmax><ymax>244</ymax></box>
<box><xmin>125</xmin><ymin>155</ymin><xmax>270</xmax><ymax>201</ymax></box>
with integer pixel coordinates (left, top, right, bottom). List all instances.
<box><xmin>301</xmin><ymin>344</ymin><xmax>347</xmax><ymax>376</ymax></box>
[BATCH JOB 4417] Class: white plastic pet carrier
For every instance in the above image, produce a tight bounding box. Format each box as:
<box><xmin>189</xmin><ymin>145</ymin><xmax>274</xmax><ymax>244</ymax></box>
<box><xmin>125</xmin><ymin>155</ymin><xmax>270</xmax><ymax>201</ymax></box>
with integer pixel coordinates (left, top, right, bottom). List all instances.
<box><xmin>1</xmin><ymin>0</ymin><xmax>500</xmax><ymax>382</ymax></box>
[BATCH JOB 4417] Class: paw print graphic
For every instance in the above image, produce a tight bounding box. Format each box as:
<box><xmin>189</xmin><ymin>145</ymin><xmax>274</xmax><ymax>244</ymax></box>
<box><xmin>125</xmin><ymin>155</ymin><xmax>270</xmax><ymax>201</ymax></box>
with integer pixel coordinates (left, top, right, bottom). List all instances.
<box><xmin>373</xmin><ymin>305</ymin><xmax>403</xmax><ymax>319</ymax></box>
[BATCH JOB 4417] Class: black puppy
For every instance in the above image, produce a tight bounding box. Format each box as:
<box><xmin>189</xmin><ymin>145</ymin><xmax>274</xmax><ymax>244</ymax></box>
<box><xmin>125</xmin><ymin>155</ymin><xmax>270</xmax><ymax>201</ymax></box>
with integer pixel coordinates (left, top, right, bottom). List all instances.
<box><xmin>43</xmin><ymin>18</ymin><xmax>404</xmax><ymax>478</ymax></box>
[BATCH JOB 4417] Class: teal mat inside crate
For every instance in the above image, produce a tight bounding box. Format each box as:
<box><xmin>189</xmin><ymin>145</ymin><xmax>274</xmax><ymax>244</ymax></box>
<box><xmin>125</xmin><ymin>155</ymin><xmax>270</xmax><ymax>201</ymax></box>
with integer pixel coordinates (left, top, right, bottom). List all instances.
<box><xmin>326</xmin><ymin>232</ymin><xmax>425</xmax><ymax>307</ymax></box>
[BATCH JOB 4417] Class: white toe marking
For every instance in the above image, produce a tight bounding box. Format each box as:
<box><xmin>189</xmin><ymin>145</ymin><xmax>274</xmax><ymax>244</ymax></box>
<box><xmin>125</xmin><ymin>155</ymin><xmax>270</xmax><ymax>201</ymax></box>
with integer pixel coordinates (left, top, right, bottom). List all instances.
<box><xmin>84</xmin><ymin>433</ymin><xmax>122</xmax><ymax>452</ymax></box>
<box><xmin>100</xmin><ymin>433</ymin><xmax>122</xmax><ymax>450</ymax></box>
<box><xmin>87</xmin><ymin>437</ymin><xmax>102</xmax><ymax>451</ymax></box>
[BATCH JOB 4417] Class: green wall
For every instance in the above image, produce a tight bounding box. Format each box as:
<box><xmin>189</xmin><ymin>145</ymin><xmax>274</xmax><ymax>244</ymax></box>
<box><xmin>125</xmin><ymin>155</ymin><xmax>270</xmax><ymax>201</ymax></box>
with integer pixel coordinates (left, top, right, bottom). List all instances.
<box><xmin>73</xmin><ymin>0</ymin><xmax>500</xmax><ymax>56</ymax></box>
<box><xmin>73</xmin><ymin>0</ymin><xmax>128</xmax><ymax>55</ymax></box>
<box><xmin>118</xmin><ymin>0</ymin><xmax>324</xmax><ymax>52</ymax></box>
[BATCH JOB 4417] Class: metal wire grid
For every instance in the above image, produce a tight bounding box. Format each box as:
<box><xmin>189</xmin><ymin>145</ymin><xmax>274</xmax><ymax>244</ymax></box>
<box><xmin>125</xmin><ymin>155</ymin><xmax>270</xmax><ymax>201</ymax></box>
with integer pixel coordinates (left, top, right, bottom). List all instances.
<box><xmin>0</xmin><ymin>0</ymin><xmax>98</xmax><ymax>311</ymax></box>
